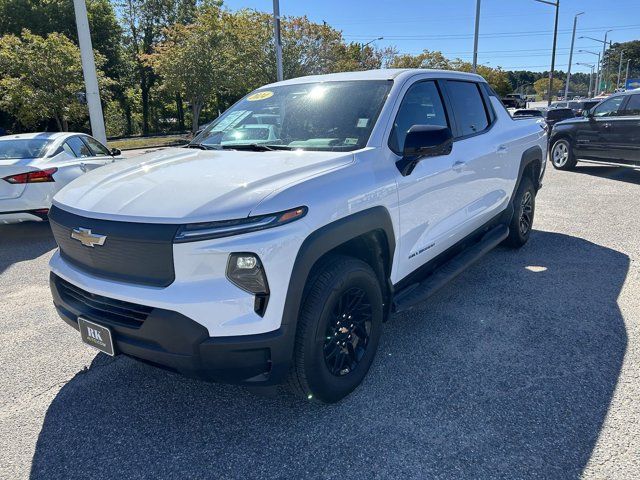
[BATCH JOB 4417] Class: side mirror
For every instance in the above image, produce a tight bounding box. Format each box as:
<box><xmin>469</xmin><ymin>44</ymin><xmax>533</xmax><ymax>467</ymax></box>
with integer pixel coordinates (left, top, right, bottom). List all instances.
<box><xmin>582</xmin><ymin>109</ymin><xmax>592</xmax><ymax>118</ymax></box>
<box><xmin>110</xmin><ymin>148</ymin><xmax>121</xmax><ymax>156</ymax></box>
<box><xmin>397</xmin><ymin>125</ymin><xmax>453</xmax><ymax>176</ymax></box>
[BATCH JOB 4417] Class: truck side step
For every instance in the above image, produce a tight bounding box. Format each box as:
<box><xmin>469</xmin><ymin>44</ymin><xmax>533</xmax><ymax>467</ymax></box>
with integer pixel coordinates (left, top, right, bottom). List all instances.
<box><xmin>392</xmin><ymin>224</ymin><xmax>509</xmax><ymax>313</ymax></box>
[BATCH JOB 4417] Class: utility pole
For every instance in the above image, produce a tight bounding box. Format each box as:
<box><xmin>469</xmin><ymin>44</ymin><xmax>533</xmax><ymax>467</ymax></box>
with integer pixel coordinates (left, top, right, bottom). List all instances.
<box><xmin>624</xmin><ymin>59</ymin><xmax>631</xmax><ymax>89</ymax></box>
<box><xmin>579</xmin><ymin>49</ymin><xmax>600</xmax><ymax>97</ymax></box>
<box><xmin>601</xmin><ymin>32</ymin><xmax>611</xmax><ymax>92</ymax></box>
<box><xmin>472</xmin><ymin>0</ymin><xmax>481</xmax><ymax>73</ymax></box>
<box><xmin>617</xmin><ymin>50</ymin><xmax>624</xmax><ymax>90</ymax></box>
<box><xmin>272</xmin><ymin>0</ymin><xmax>283</xmax><ymax>82</ymax></box>
<box><xmin>72</xmin><ymin>0</ymin><xmax>106</xmax><ymax>144</ymax></box>
<box><xmin>564</xmin><ymin>12</ymin><xmax>584</xmax><ymax>101</ymax></box>
<box><xmin>534</xmin><ymin>0</ymin><xmax>560</xmax><ymax>106</ymax></box>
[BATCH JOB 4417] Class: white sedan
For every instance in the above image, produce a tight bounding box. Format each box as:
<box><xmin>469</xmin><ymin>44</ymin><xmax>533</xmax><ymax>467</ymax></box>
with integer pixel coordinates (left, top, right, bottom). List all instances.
<box><xmin>0</xmin><ymin>132</ymin><xmax>121</xmax><ymax>224</ymax></box>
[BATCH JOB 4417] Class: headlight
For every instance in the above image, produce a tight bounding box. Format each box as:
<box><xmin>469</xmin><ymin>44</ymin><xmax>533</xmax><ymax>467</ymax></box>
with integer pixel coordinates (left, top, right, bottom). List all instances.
<box><xmin>174</xmin><ymin>206</ymin><xmax>307</xmax><ymax>243</ymax></box>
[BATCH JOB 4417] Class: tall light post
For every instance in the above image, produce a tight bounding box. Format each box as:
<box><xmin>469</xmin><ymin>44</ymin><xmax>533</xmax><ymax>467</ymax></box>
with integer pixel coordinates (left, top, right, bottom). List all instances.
<box><xmin>534</xmin><ymin>0</ymin><xmax>560</xmax><ymax>106</ymax></box>
<box><xmin>624</xmin><ymin>59</ymin><xmax>631</xmax><ymax>89</ymax></box>
<box><xmin>362</xmin><ymin>37</ymin><xmax>383</xmax><ymax>49</ymax></box>
<box><xmin>472</xmin><ymin>0</ymin><xmax>481</xmax><ymax>73</ymax></box>
<box><xmin>580</xmin><ymin>30</ymin><xmax>612</xmax><ymax>94</ymax></box>
<box><xmin>564</xmin><ymin>11</ymin><xmax>584</xmax><ymax>100</ymax></box>
<box><xmin>272</xmin><ymin>0</ymin><xmax>283</xmax><ymax>82</ymax></box>
<box><xmin>617</xmin><ymin>51</ymin><xmax>624</xmax><ymax>90</ymax></box>
<box><xmin>579</xmin><ymin>49</ymin><xmax>601</xmax><ymax>95</ymax></box>
<box><xmin>576</xmin><ymin>62</ymin><xmax>595</xmax><ymax>97</ymax></box>
<box><xmin>72</xmin><ymin>0</ymin><xmax>106</xmax><ymax>144</ymax></box>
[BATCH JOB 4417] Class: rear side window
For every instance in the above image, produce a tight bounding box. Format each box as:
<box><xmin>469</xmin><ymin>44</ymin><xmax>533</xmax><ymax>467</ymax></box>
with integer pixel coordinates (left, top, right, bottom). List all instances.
<box><xmin>66</xmin><ymin>137</ymin><xmax>92</xmax><ymax>157</ymax></box>
<box><xmin>446</xmin><ymin>81</ymin><xmax>489</xmax><ymax>137</ymax></box>
<box><xmin>620</xmin><ymin>94</ymin><xmax>640</xmax><ymax>116</ymax></box>
<box><xmin>388</xmin><ymin>81</ymin><xmax>449</xmax><ymax>155</ymax></box>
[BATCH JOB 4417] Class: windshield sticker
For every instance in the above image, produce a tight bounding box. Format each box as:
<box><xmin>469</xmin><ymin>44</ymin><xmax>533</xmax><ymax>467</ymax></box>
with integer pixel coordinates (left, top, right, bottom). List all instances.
<box><xmin>247</xmin><ymin>91</ymin><xmax>274</xmax><ymax>101</ymax></box>
<box><xmin>344</xmin><ymin>138</ymin><xmax>358</xmax><ymax>145</ymax></box>
<box><xmin>356</xmin><ymin>118</ymin><xmax>369</xmax><ymax>128</ymax></box>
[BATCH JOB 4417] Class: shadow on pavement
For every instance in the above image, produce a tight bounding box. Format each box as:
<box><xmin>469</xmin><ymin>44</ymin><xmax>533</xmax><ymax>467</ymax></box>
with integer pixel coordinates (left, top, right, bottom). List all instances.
<box><xmin>0</xmin><ymin>222</ymin><xmax>56</xmax><ymax>275</ymax></box>
<box><xmin>573</xmin><ymin>164</ymin><xmax>640</xmax><ymax>185</ymax></box>
<box><xmin>30</xmin><ymin>231</ymin><xmax>628</xmax><ymax>479</ymax></box>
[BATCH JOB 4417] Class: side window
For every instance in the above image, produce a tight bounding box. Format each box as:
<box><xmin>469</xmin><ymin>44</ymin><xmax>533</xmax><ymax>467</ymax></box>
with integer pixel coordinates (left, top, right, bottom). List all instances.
<box><xmin>82</xmin><ymin>136</ymin><xmax>110</xmax><ymax>156</ymax></box>
<box><xmin>446</xmin><ymin>81</ymin><xmax>489</xmax><ymax>137</ymax></box>
<box><xmin>388</xmin><ymin>81</ymin><xmax>449</xmax><ymax>155</ymax></box>
<box><xmin>61</xmin><ymin>142</ymin><xmax>77</xmax><ymax>157</ymax></box>
<box><xmin>66</xmin><ymin>137</ymin><xmax>92</xmax><ymax>158</ymax></box>
<box><xmin>620</xmin><ymin>94</ymin><xmax>640</xmax><ymax>116</ymax></box>
<box><xmin>592</xmin><ymin>96</ymin><xmax>625</xmax><ymax>117</ymax></box>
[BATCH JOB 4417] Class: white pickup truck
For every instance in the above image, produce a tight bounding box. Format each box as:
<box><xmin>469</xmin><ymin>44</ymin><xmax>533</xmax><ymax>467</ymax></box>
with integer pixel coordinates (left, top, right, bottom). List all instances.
<box><xmin>48</xmin><ymin>69</ymin><xmax>547</xmax><ymax>403</ymax></box>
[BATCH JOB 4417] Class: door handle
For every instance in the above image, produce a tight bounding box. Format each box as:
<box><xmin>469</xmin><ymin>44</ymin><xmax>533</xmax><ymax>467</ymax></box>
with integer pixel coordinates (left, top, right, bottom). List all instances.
<box><xmin>80</xmin><ymin>162</ymin><xmax>87</xmax><ymax>172</ymax></box>
<box><xmin>452</xmin><ymin>160</ymin><xmax>466</xmax><ymax>172</ymax></box>
<box><xmin>497</xmin><ymin>144</ymin><xmax>508</xmax><ymax>153</ymax></box>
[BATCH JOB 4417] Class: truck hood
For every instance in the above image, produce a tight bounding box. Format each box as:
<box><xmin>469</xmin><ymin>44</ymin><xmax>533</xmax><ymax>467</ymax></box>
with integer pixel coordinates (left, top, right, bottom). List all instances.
<box><xmin>53</xmin><ymin>147</ymin><xmax>354</xmax><ymax>223</ymax></box>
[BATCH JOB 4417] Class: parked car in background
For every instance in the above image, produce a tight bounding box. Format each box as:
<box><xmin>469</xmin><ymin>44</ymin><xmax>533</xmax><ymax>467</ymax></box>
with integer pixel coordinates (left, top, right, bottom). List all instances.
<box><xmin>544</xmin><ymin>108</ymin><xmax>575</xmax><ymax>128</ymax></box>
<box><xmin>512</xmin><ymin>109</ymin><xmax>544</xmax><ymax>118</ymax></box>
<box><xmin>0</xmin><ymin>132</ymin><xmax>121</xmax><ymax>224</ymax></box>
<box><xmin>502</xmin><ymin>93</ymin><xmax>527</xmax><ymax>109</ymax></box>
<box><xmin>47</xmin><ymin>69</ymin><xmax>546</xmax><ymax>403</ymax></box>
<box><xmin>549</xmin><ymin>89</ymin><xmax>640</xmax><ymax>170</ymax></box>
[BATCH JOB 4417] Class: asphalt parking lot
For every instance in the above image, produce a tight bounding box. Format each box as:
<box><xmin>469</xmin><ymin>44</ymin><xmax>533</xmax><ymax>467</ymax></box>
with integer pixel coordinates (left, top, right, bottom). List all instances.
<box><xmin>1</xmin><ymin>164</ymin><xmax>639</xmax><ymax>479</ymax></box>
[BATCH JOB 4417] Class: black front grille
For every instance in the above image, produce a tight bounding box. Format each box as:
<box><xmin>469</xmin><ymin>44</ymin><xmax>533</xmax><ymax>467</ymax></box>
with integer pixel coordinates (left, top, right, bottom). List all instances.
<box><xmin>55</xmin><ymin>276</ymin><xmax>152</xmax><ymax>329</ymax></box>
<box><xmin>49</xmin><ymin>206</ymin><xmax>179</xmax><ymax>287</ymax></box>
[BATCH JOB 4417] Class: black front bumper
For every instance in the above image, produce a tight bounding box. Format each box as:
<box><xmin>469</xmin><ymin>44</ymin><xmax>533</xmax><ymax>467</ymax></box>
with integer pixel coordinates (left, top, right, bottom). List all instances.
<box><xmin>50</xmin><ymin>273</ymin><xmax>294</xmax><ymax>385</ymax></box>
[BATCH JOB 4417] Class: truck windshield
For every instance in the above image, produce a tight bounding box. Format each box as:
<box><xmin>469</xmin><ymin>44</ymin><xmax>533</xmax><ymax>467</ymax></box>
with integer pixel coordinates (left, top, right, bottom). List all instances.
<box><xmin>192</xmin><ymin>80</ymin><xmax>392</xmax><ymax>151</ymax></box>
<box><xmin>0</xmin><ymin>139</ymin><xmax>52</xmax><ymax>159</ymax></box>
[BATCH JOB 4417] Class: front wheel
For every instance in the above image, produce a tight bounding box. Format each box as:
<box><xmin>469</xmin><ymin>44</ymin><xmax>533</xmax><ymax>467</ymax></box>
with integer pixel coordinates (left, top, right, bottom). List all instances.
<box><xmin>287</xmin><ymin>255</ymin><xmax>383</xmax><ymax>403</ymax></box>
<box><xmin>504</xmin><ymin>176</ymin><xmax>536</xmax><ymax>248</ymax></box>
<box><xmin>550</xmin><ymin>138</ymin><xmax>577</xmax><ymax>170</ymax></box>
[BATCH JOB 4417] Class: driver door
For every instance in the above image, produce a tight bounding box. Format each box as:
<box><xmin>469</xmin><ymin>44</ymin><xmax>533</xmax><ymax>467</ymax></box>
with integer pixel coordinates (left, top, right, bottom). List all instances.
<box><xmin>575</xmin><ymin>95</ymin><xmax>625</xmax><ymax>161</ymax></box>
<box><xmin>389</xmin><ymin>79</ymin><xmax>469</xmax><ymax>281</ymax></box>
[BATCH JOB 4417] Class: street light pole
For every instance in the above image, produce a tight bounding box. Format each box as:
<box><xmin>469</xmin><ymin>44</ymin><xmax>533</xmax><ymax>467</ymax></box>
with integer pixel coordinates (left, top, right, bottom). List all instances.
<box><xmin>472</xmin><ymin>0</ymin><xmax>481</xmax><ymax>73</ymax></box>
<box><xmin>362</xmin><ymin>37</ymin><xmax>383</xmax><ymax>49</ymax></box>
<box><xmin>564</xmin><ymin>12</ymin><xmax>584</xmax><ymax>101</ymax></box>
<box><xmin>579</xmin><ymin>32</ymin><xmax>611</xmax><ymax>94</ymax></box>
<box><xmin>72</xmin><ymin>0</ymin><xmax>106</xmax><ymax>144</ymax></box>
<box><xmin>534</xmin><ymin>0</ymin><xmax>560</xmax><ymax>106</ymax></box>
<box><xmin>577</xmin><ymin>62</ymin><xmax>594</xmax><ymax>97</ymax></box>
<box><xmin>624</xmin><ymin>59</ymin><xmax>631</xmax><ymax>89</ymax></box>
<box><xmin>272</xmin><ymin>0</ymin><xmax>283</xmax><ymax>82</ymax></box>
<box><xmin>617</xmin><ymin>51</ymin><xmax>624</xmax><ymax>90</ymax></box>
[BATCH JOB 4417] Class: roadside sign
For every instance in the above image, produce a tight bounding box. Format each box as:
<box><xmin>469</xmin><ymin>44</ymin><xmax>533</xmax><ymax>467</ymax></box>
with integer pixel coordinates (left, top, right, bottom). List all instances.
<box><xmin>626</xmin><ymin>78</ymin><xmax>640</xmax><ymax>90</ymax></box>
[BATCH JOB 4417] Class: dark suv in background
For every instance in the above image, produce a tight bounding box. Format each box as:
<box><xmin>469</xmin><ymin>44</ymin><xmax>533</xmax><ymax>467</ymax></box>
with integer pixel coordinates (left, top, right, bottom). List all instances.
<box><xmin>549</xmin><ymin>90</ymin><xmax>640</xmax><ymax>170</ymax></box>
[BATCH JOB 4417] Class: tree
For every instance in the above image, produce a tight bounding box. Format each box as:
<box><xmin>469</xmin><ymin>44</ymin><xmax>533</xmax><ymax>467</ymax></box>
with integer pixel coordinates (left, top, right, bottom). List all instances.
<box><xmin>118</xmin><ymin>0</ymin><xmax>200</xmax><ymax>135</ymax></box>
<box><xmin>602</xmin><ymin>40</ymin><xmax>640</xmax><ymax>91</ymax></box>
<box><xmin>388</xmin><ymin>49</ymin><xmax>451</xmax><ymax>69</ymax></box>
<box><xmin>148</xmin><ymin>6</ymin><xmax>228</xmax><ymax>133</ymax></box>
<box><xmin>534</xmin><ymin>77</ymin><xmax>563</xmax><ymax>100</ymax></box>
<box><xmin>0</xmin><ymin>30</ymin><xmax>109</xmax><ymax>131</ymax></box>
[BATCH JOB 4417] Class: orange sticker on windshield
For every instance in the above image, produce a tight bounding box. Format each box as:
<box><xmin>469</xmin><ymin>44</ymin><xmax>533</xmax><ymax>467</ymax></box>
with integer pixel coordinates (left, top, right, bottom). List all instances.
<box><xmin>247</xmin><ymin>91</ymin><xmax>274</xmax><ymax>101</ymax></box>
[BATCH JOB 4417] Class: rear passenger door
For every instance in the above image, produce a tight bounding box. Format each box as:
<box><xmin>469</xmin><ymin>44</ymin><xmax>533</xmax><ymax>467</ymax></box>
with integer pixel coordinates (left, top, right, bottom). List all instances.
<box><xmin>615</xmin><ymin>94</ymin><xmax>640</xmax><ymax>165</ymax></box>
<box><xmin>441</xmin><ymin>80</ymin><xmax>512</xmax><ymax>234</ymax></box>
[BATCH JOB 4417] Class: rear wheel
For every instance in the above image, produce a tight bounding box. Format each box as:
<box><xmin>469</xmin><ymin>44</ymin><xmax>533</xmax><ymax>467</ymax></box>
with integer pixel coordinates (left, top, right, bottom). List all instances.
<box><xmin>287</xmin><ymin>255</ymin><xmax>383</xmax><ymax>403</ymax></box>
<box><xmin>504</xmin><ymin>176</ymin><xmax>535</xmax><ymax>248</ymax></box>
<box><xmin>550</xmin><ymin>138</ymin><xmax>577</xmax><ymax>170</ymax></box>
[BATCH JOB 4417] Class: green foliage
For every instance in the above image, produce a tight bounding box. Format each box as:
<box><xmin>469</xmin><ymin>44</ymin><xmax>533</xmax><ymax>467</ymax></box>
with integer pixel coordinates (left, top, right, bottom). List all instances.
<box><xmin>387</xmin><ymin>49</ymin><xmax>512</xmax><ymax>96</ymax></box>
<box><xmin>0</xmin><ymin>30</ymin><xmax>109</xmax><ymax>130</ymax></box>
<box><xmin>533</xmin><ymin>77</ymin><xmax>563</xmax><ymax>98</ymax></box>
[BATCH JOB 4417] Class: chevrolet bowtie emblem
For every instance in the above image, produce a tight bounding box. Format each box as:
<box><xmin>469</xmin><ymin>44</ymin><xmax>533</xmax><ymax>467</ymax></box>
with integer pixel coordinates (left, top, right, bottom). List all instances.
<box><xmin>71</xmin><ymin>227</ymin><xmax>107</xmax><ymax>247</ymax></box>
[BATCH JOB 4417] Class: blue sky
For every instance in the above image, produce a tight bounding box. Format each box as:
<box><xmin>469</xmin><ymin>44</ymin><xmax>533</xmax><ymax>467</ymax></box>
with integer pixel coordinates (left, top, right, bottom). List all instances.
<box><xmin>223</xmin><ymin>0</ymin><xmax>640</xmax><ymax>74</ymax></box>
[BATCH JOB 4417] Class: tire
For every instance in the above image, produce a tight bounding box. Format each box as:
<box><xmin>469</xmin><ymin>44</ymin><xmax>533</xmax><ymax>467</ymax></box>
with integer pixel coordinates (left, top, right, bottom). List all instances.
<box><xmin>504</xmin><ymin>175</ymin><xmax>535</xmax><ymax>248</ymax></box>
<box><xmin>550</xmin><ymin>138</ymin><xmax>577</xmax><ymax>170</ymax></box>
<box><xmin>287</xmin><ymin>255</ymin><xmax>384</xmax><ymax>403</ymax></box>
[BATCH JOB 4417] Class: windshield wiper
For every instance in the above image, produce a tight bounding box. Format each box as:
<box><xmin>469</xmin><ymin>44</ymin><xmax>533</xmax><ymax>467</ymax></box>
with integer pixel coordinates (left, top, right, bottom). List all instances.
<box><xmin>185</xmin><ymin>143</ymin><xmax>218</xmax><ymax>150</ymax></box>
<box><xmin>221</xmin><ymin>144</ymin><xmax>295</xmax><ymax>151</ymax></box>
